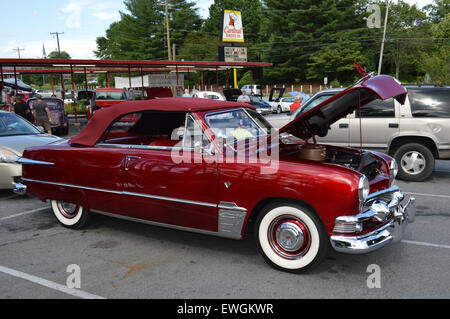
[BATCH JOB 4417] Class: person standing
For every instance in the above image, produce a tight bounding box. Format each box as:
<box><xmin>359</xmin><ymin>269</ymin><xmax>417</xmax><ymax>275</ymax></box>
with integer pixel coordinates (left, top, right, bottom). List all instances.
<box><xmin>33</xmin><ymin>95</ymin><xmax>53</xmax><ymax>134</ymax></box>
<box><xmin>237</xmin><ymin>89</ymin><xmax>250</xmax><ymax>103</ymax></box>
<box><xmin>289</xmin><ymin>94</ymin><xmax>303</xmax><ymax>113</ymax></box>
<box><xmin>13</xmin><ymin>97</ymin><xmax>29</xmax><ymax>120</ymax></box>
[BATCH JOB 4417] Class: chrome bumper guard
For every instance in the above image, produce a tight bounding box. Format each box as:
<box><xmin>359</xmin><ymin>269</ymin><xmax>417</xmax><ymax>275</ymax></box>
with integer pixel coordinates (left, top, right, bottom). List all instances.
<box><xmin>330</xmin><ymin>187</ymin><xmax>416</xmax><ymax>254</ymax></box>
<box><xmin>13</xmin><ymin>183</ymin><xmax>27</xmax><ymax>196</ymax></box>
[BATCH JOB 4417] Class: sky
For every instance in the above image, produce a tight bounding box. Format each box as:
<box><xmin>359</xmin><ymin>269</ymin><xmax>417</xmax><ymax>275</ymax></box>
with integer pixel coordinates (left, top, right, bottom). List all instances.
<box><xmin>0</xmin><ymin>0</ymin><xmax>436</xmax><ymax>60</ymax></box>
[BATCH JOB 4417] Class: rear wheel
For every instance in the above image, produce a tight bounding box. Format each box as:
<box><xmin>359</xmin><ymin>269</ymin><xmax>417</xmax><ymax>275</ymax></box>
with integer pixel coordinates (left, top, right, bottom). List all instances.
<box><xmin>51</xmin><ymin>200</ymin><xmax>90</xmax><ymax>229</ymax></box>
<box><xmin>255</xmin><ymin>202</ymin><xmax>328</xmax><ymax>272</ymax></box>
<box><xmin>394</xmin><ymin>143</ymin><xmax>434</xmax><ymax>182</ymax></box>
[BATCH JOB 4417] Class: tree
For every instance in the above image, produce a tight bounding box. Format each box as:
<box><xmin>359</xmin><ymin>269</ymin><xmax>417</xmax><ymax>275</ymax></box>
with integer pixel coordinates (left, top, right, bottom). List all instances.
<box><xmin>417</xmin><ymin>13</ymin><xmax>450</xmax><ymax>84</ymax></box>
<box><xmin>95</xmin><ymin>0</ymin><xmax>203</xmax><ymax>60</ymax></box>
<box><xmin>260</xmin><ymin>0</ymin><xmax>372</xmax><ymax>84</ymax></box>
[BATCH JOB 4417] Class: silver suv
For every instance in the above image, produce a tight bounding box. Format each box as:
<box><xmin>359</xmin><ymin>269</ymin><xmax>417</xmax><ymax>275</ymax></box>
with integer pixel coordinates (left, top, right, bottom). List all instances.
<box><xmin>266</xmin><ymin>86</ymin><xmax>450</xmax><ymax>181</ymax></box>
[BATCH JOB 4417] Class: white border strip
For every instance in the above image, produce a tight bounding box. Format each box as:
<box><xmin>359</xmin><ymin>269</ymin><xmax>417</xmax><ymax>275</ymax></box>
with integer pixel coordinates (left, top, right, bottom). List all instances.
<box><xmin>401</xmin><ymin>240</ymin><xmax>450</xmax><ymax>249</ymax></box>
<box><xmin>0</xmin><ymin>265</ymin><xmax>106</xmax><ymax>299</ymax></box>
<box><xmin>404</xmin><ymin>192</ymin><xmax>450</xmax><ymax>199</ymax></box>
<box><xmin>0</xmin><ymin>207</ymin><xmax>49</xmax><ymax>221</ymax></box>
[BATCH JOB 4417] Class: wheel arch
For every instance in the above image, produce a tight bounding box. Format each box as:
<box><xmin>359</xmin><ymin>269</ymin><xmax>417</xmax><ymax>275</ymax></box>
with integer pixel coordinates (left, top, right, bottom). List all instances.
<box><xmin>388</xmin><ymin>135</ymin><xmax>439</xmax><ymax>158</ymax></box>
<box><xmin>244</xmin><ymin>197</ymin><xmax>323</xmax><ymax>237</ymax></box>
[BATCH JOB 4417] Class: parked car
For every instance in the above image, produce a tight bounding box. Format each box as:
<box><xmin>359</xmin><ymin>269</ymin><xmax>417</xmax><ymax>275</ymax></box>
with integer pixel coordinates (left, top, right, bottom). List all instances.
<box><xmin>266</xmin><ymin>85</ymin><xmax>450</xmax><ymax>181</ymax></box>
<box><xmin>0</xmin><ymin>111</ymin><xmax>61</xmax><ymax>189</ymax></box>
<box><xmin>27</xmin><ymin>97</ymin><xmax>69</xmax><ymax>136</ymax></box>
<box><xmin>191</xmin><ymin>91</ymin><xmax>226</xmax><ymax>101</ymax></box>
<box><xmin>14</xmin><ymin>74</ymin><xmax>416</xmax><ymax>273</ymax></box>
<box><xmin>34</xmin><ymin>90</ymin><xmax>53</xmax><ymax>99</ymax></box>
<box><xmin>272</xmin><ymin>97</ymin><xmax>296</xmax><ymax>113</ymax></box>
<box><xmin>86</xmin><ymin>88</ymin><xmax>128</xmax><ymax>120</ymax></box>
<box><xmin>247</xmin><ymin>96</ymin><xmax>272</xmax><ymax>115</ymax></box>
<box><xmin>241</xmin><ymin>84</ymin><xmax>262</xmax><ymax>97</ymax></box>
<box><xmin>222</xmin><ymin>88</ymin><xmax>242</xmax><ymax>102</ymax></box>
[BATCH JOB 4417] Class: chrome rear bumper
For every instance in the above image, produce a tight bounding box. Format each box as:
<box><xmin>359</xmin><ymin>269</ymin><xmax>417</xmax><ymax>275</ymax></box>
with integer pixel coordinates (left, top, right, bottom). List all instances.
<box><xmin>13</xmin><ymin>183</ymin><xmax>27</xmax><ymax>196</ymax></box>
<box><xmin>330</xmin><ymin>189</ymin><xmax>415</xmax><ymax>254</ymax></box>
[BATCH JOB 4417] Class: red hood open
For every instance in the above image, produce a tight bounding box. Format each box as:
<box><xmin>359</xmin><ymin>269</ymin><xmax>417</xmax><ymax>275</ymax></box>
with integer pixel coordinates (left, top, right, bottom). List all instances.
<box><xmin>279</xmin><ymin>74</ymin><xmax>407</xmax><ymax>140</ymax></box>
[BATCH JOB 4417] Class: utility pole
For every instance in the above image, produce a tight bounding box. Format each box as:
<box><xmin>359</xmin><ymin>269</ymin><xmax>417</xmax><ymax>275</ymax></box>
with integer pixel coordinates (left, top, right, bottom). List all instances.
<box><xmin>50</xmin><ymin>32</ymin><xmax>64</xmax><ymax>57</ymax></box>
<box><xmin>378</xmin><ymin>1</ymin><xmax>390</xmax><ymax>75</ymax></box>
<box><xmin>13</xmin><ymin>47</ymin><xmax>25</xmax><ymax>59</ymax></box>
<box><xmin>165</xmin><ymin>0</ymin><xmax>172</xmax><ymax>61</ymax></box>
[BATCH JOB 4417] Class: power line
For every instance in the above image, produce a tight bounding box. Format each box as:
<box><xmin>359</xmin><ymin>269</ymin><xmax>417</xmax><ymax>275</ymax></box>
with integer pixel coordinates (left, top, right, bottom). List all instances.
<box><xmin>50</xmin><ymin>32</ymin><xmax>64</xmax><ymax>57</ymax></box>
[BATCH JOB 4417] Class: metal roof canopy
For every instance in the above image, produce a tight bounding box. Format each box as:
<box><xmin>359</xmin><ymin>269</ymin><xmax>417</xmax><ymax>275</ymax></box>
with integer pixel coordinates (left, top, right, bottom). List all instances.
<box><xmin>0</xmin><ymin>58</ymin><xmax>271</xmax><ymax>69</ymax></box>
<box><xmin>1</xmin><ymin>58</ymin><xmax>272</xmax><ymax>123</ymax></box>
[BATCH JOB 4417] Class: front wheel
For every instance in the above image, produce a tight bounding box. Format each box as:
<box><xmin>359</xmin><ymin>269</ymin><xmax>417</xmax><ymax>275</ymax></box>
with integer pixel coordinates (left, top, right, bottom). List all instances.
<box><xmin>51</xmin><ymin>200</ymin><xmax>90</xmax><ymax>229</ymax></box>
<box><xmin>255</xmin><ymin>202</ymin><xmax>328</xmax><ymax>272</ymax></box>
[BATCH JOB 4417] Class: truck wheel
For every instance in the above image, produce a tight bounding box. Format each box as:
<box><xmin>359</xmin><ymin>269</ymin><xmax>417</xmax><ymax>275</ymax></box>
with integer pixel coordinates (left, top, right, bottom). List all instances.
<box><xmin>255</xmin><ymin>202</ymin><xmax>328</xmax><ymax>272</ymax></box>
<box><xmin>394</xmin><ymin>143</ymin><xmax>434</xmax><ymax>182</ymax></box>
<box><xmin>51</xmin><ymin>200</ymin><xmax>90</xmax><ymax>229</ymax></box>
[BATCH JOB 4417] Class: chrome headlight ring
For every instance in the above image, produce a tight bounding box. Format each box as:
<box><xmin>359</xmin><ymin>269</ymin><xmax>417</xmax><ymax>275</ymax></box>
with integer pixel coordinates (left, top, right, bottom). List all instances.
<box><xmin>389</xmin><ymin>159</ymin><xmax>398</xmax><ymax>185</ymax></box>
<box><xmin>358</xmin><ymin>175</ymin><xmax>370</xmax><ymax>210</ymax></box>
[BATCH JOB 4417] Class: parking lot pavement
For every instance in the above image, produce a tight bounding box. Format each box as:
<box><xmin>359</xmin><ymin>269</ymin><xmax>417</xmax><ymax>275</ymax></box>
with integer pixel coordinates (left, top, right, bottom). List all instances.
<box><xmin>0</xmin><ymin>161</ymin><xmax>449</xmax><ymax>299</ymax></box>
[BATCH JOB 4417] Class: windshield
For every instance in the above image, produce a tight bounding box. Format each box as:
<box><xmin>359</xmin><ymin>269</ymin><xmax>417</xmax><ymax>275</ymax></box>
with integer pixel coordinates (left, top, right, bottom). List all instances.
<box><xmin>0</xmin><ymin>112</ymin><xmax>40</xmax><ymax>137</ymax></box>
<box><xmin>293</xmin><ymin>93</ymin><xmax>336</xmax><ymax>118</ymax></box>
<box><xmin>95</xmin><ymin>91</ymin><xmax>127</xmax><ymax>100</ymax></box>
<box><xmin>205</xmin><ymin>108</ymin><xmax>273</xmax><ymax>141</ymax></box>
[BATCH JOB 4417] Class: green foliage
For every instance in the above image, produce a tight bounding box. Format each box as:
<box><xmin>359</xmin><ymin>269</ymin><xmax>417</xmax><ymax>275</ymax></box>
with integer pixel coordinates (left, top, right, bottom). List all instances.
<box><xmin>95</xmin><ymin>0</ymin><xmax>202</xmax><ymax>60</ymax></box>
<box><xmin>64</xmin><ymin>102</ymin><xmax>86</xmax><ymax>115</ymax></box>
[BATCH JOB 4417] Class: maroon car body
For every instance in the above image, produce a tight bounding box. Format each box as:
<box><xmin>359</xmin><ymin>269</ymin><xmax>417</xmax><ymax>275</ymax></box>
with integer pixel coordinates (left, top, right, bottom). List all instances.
<box><xmin>14</xmin><ymin>74</ymin><xmax>416</xmax><ymax>272</ymax></box>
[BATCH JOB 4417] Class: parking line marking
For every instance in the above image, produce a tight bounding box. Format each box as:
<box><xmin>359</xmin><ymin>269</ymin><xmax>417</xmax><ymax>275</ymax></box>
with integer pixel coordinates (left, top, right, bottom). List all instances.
<box><xmin>402</xmin><ymin>240</ymin><xmax>450</xmax><ymax>249</ymax></box>
<box><xmin>404</xmin><ymin>192</ymin><xmax>450</xmax><ymax>199</ymax></box>
<box><xmin>0</xmin><ymin>207</ymin><xmax>49</xmax><ymax>221</ymax></box>
<box><xmin>0</xmin><ymin>265</ymin><xmax>106</xmax><ymax>299</ymax></box>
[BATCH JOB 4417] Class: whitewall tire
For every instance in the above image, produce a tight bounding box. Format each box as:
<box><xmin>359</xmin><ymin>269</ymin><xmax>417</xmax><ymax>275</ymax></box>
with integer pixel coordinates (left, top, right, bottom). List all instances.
<box><xmin>51</xmin><ymin>200</ymin><xmax>89</xmax><ymax>229</ymax></box>
<box><xmin>255</xmin><ymin>202</ymin><xmax>328</xmax><ymax>272</ymax></box>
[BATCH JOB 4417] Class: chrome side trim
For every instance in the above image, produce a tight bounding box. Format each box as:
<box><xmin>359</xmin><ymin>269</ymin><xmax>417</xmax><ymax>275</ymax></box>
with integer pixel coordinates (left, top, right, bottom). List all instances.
<box><xmin>17</xmin><ymin>157</ymin><xmax>54</xmax><ymax>166</ymax></box>
<box><xmin>218</xmin><ymin>201</ymin><xmax>248</xmax><ymax>239</ymax></box>
<box><xmin>21</xmin><ymin>178</ymin><xmax>216</xmax><ymax>208</ymax></box>
<box><xmin>92</xmin><ymin>210</ymin><xmax>241</xmax><ymax>240</ymax></box>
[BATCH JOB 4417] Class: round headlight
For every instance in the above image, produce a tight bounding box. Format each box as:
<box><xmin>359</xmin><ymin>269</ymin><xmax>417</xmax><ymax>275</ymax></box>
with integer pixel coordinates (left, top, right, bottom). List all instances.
<box><xmin>358</xmin><ymin>175</ymin><xmax>370</xmax><ymax>205</ymax></box>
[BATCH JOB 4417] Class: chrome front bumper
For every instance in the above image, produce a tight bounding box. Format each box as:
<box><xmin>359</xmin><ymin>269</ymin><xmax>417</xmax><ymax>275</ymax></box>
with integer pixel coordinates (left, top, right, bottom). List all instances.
<box><xmin>330</xmin><ymin>188</ymin><xmax>416</xmax><ymax>254</ymax></box>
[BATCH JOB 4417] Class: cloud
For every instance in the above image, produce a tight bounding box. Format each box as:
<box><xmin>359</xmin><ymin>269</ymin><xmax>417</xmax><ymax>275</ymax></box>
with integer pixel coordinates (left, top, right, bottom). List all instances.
<box><xmin>0</xmin><ymin>39</ymin><xmax>98</xmax><ymax>59</ymax></box>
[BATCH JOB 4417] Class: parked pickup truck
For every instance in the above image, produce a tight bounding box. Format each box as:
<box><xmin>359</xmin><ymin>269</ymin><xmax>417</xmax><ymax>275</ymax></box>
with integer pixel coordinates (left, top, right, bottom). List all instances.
<box><xmin>266</xmin><ymin>85</ymin><xmax>450</xmax><ymax>182</ymax></box>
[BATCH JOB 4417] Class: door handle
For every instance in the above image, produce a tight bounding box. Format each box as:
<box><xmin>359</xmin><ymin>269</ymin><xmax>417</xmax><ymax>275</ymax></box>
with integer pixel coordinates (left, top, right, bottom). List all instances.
<box><xmin>339</xmin><ymin>124</ymin><xmax>349</xmax><ymax>128</ymax></box>
<box><xmin>389</xmin><ymin>123</ymin><xmax>399</xmax><ymax>128</ymax></box>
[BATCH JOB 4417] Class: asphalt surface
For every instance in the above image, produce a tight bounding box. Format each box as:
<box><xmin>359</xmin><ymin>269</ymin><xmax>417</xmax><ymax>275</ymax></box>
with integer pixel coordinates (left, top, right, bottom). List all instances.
<box><xmin>0</xmin><ymin>118</ymin><xmax>449</xmax><ymax>300</ymax></box>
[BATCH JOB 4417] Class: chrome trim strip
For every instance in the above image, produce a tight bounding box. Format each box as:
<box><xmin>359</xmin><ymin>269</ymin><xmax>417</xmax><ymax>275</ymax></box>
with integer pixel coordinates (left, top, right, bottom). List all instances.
<box><xmin>367</xmin><ymin>186</ymin><xmax>400</xmax><ymax>201</ymax></box>
<box><xmin>92</xmin><ymin>210</ymin><xmax>242</xmax><ymax>240</ymax></box>
<box><xmin>96</xmin><ymin>143</ymin><xmax>193</xmax><ymax>152</ymax></box>
<box><xmin>17</xmin><ymin>158</ymin><xmax>54</xmax><ymax>166</ymax></box>
<box><xmin>21</xmin><ymin>178</ymin><xmax>216</xmax><ymax>208</ymax></box>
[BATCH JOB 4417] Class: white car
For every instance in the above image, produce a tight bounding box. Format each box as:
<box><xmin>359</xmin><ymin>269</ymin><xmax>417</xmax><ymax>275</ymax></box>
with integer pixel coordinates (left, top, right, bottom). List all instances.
<box><xmin>34</xmin><ymin>90</ymin><xmax>53</xmax><ymax>98</ymax></box>
<box><xmin>191</xmin><ymin>91</ymin><xmax>226</xmax><ymax>101</ymax></box>
<box><xmin>270</xmin><ymin>97</ymin><xmax>295</xmax><ymax>113</ymax></box>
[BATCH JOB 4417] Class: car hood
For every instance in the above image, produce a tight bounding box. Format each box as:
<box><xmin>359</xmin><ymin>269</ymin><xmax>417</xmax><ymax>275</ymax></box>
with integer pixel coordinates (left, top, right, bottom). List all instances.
<box><xmin>279</xmin><ymin>75</ymin><xmax>407</xmax><ymax>140</ymax></box>
<box><xmin>0</xmin><ymin>134</ymin><xmax>62</xmax><ymax>155</ymax></box>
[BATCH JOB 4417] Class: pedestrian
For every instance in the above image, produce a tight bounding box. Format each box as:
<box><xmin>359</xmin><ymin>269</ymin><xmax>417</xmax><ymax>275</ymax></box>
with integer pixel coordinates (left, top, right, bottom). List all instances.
<box><xmin>182</xmin><ymin>89</ymin><xmax>191</xmax><ymax>97</ymax></box>
<box><xmin>290</xmin><ymin>94</ymin><xmax>303</xmax><ymax>113</ymax></box>
<box><xmin>13</xmin><ymin>96</ymin><xmax>29</xmax><ymax>120</ymax></box>
<box><xmin>33</xmin><ymin>95</ymin><xmax>53</xmax><ymax>134</ymax></box>
<box><xmin>237</xmin><ymin>89</ymin><xmax>250</xmax><ymax>103</ymax></box>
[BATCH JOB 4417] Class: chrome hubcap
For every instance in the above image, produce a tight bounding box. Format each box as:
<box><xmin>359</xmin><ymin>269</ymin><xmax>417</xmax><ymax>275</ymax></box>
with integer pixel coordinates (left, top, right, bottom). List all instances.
<box><xmin>268</xmin><ymin>216</ymin><xmax>310</xmax><ymax>260</ymax></box>
<box><xmin>275</xmin><ymin>222</ymin><xmax>304</xmax><ymax>252</ymax></box>
<box><xmin>401</xmin><ymin>151</ymin><xmax>425</xmax><ymax>175</ymax></box>
<box><xmin>57</xmin><ymin>202</ymin><xmax>78</xmax><ymax>219</ymax></box>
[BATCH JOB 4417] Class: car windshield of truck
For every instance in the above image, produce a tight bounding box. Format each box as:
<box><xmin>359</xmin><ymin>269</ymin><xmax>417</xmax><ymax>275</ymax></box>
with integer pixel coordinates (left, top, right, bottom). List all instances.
<box><xmin>0</xmin><ymin>112</ymin><xmax>40</xmax><ymax>137</ymax></box>
<box><xmin>95</xmin><ymin>91</ymin><xmax>127</xmax><ymax>100</ymax></box>
<box><xmin>205</xmin><ymin>108</ymin><xmax>272</xmax><ymax>141</ymax></box>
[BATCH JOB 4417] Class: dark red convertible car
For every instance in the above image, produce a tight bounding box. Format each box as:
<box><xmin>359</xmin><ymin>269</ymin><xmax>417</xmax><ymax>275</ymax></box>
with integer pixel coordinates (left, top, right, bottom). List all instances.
<box><xmin>13</xmin><ymin>74</ymin><xmax>416</xmax><ymax>272</ymax></box>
